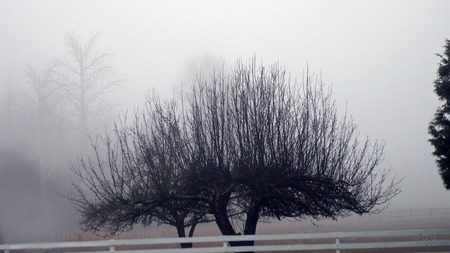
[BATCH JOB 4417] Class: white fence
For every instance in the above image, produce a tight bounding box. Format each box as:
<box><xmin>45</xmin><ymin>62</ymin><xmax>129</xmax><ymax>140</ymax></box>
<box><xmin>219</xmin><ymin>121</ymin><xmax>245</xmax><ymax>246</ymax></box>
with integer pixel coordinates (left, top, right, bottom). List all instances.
<box><xmin>371</xmin><ymin>208</ymin><xmax>450</xmax><ymax>219</ymax></box>
<box><xmin>1</xmin><ymin>229</ymin><xmax>450</xmax><ymax>253</ymax></box>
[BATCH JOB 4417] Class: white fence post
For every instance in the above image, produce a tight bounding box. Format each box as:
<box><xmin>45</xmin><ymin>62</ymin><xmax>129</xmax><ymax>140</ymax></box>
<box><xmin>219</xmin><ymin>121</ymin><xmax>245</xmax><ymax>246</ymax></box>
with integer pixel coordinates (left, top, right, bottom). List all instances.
<box><xmin>109</xmin><ymin>239</ymin><xmax>115</xmax><ymax>252</ymax></box>
<box><xmin>335</xmin><ymin>232</ymin><xmax>340</xmax><ymax>253</ymax></box>
<box><xmin>4</xmin><ymin>244</ymin><xmax>8</xmax><ymax>253</ymax></box>
<box><xmin>222</xmin><ymin>238</ymin><xmax>228</xmax><ymax>252</ymax></box>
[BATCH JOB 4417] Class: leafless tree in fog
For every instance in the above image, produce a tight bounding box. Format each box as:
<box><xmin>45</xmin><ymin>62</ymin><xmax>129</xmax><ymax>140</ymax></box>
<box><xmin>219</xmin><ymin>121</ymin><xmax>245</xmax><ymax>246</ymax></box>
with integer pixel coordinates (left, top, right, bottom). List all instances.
<box><xmin>181</xmin><ymin>60</ymin><xmax>400</xmax><ymax>249</ymax></box>
<box><xmin>23</xmin><ymin>63</ymin><xmax>60</xmax><ymax>196</ymax></box>
<box><xmin>71</xmin><ymin>97</ymin><xmax>211</xmax><ymax>248</ymax></box>
<box><xmin>55</xmin><ymin>33</ymin><xmax>120</xmax><ymax>149</ymax></box>
<box><xmin>71</xmin><ymin>59</ymin><xmax>400</xmax><ymax>252</ymax></box>
<box><xmin>0</xmin><ymin>78</ymin><xmax>16</xmax><ymax>146</ymax></box>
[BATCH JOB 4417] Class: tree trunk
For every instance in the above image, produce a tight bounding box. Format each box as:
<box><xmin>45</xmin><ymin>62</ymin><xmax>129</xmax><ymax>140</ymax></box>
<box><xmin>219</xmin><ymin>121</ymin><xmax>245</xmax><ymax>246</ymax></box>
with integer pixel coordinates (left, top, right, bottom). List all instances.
<box><xmin>80</xmin><ymin>60</ymin><xmax>88</xmax><ymax>151</ymax></box>
<box><xmin>211</xmin><ymin>195</ymin><xmax>261</xmax><ymax>253</ymax></box>
<box><xmin>212</xmin><ymin>194</ymin><xmax>236</xmax><ymax>236</ymax></box>
<box><xmin>175</xmin><ymin>225</ymin><xmax>193</xmax><ymax>248</ymax></box>
<box><xmin>38</xmin><ymin>105</ymin><xmax>47</xmax><ymax>204</ymax></box>
<box><xmin>243</xmin><ymin>200</ymin><xmax>260</xmax><ymax>235</ymax></box>
<box><xmin>80</xmin><ymin>96</ymin><xmax>88</xmax><ymax>150</ymax></box>
<box><xmin>188</xmin><ymin>222</ymin><xmax>197</xmax><ymax>238</ymax></box>
<box><xmin>234</xmin><ymin>202</ymin><xmax>260</xmax><ymax>253</ymax></box>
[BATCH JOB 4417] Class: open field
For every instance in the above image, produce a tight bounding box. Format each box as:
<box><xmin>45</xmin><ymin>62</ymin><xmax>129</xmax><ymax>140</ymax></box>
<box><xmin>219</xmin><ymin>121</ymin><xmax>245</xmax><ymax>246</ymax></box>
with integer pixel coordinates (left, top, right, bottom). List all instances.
<box><xmin>50</xmin><ymin>208</ymin><xmax>450</xmax><ymax>242</ymax></box>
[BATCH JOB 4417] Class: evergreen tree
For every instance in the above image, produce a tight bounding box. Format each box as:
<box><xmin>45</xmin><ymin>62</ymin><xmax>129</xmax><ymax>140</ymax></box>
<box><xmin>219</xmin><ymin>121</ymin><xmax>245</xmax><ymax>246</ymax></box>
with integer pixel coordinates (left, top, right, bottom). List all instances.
<box><xmin>429</xmin><ymin>39</ymin><xmax>450</xmax><ymax>190</ymax></box>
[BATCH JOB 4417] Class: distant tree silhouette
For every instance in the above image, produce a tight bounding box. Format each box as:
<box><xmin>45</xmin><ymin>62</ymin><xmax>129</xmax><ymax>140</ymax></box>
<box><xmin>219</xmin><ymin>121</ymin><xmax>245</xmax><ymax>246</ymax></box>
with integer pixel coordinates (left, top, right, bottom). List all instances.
<box><xmin>23</xmin><ymin>63</ymin><xmax>60</xmax><ymax>197</ymax></box>
<box><xmin>429</xmin><ymin>39</ymin><xmax>450</xmax><ymax>190</ymax></box>
<box><xmin>71</xmin><ymin>58</ymin><xmax>399</xmax><ymax>252</ymax></box>
<box><xmin>55</xmin><ymin>33</ymin><xmax>120</xmax><ymax>149</ymax></box>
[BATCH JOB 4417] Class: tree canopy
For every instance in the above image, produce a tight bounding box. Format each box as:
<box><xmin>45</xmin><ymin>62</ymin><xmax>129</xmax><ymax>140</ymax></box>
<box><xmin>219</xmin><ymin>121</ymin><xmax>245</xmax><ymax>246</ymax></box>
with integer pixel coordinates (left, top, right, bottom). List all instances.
<box><xmin>71</xmin><ymin>59</ymin><xmax>399</xmax><ymax>248</ymax></box>
<box><xmin>429</xmin><ymin>38</ymin><xmax>450</xmax><ymax>190</ymax></box>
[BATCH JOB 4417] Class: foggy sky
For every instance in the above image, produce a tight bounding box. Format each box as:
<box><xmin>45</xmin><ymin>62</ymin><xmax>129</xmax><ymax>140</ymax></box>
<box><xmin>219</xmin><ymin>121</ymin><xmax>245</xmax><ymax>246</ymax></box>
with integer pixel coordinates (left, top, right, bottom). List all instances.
<box><xmin>1</xmin><ymin>0</ymin><xmax>450</xmax><ymax>211</ymax></box>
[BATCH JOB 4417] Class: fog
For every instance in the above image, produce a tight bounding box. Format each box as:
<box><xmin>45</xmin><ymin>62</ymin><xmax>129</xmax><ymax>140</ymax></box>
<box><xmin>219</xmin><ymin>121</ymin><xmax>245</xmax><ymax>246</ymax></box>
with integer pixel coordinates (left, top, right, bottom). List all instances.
<box><xmin>1</xmin><ymin>0</ymin><xmax>450</xmax><ymax>242</ymax></box>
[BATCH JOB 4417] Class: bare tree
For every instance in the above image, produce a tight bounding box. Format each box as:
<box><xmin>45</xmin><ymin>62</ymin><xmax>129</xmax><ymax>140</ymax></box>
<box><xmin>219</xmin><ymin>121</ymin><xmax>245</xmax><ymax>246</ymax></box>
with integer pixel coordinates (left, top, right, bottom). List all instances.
<box><xmin>71</xmin><ymin>58</ymin><xmax>399</xmax><ymax>251</ymax></box>
<box><xmin>0</xmin><ymin>76</ymin><xmax>25</xmax><ymax>147</ymax></box>
<box><xmin>70</xmin><ymin>97</ymin><xmax>210</xmax><ymax>248</ymax></box>
<box><xmin>181</xmin><ymin>60</ymin><xmax>399</xmax><ymax>249</ymax></box>
<box><xmin>0</xmin><ymin>79</ymin><xmax>14</xmax><ymax>146</ymax></box>
<box><xmin>23</xmin><ymin>63</ymin><xmax>59</xmax><ymax>197</ymax></box>
<box><xmin>55</xmin><ymin>33</ymin><xmax>120</xmax><ymax>149</ymax></box>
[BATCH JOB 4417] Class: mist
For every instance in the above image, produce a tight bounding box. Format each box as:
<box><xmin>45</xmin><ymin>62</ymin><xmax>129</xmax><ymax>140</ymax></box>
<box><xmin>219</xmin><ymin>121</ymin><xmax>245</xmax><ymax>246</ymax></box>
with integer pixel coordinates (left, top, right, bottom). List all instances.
<box><xmin>1</xmin><ymin>0</ymin><xmax>450</xmax><ymax>243</ymax></box>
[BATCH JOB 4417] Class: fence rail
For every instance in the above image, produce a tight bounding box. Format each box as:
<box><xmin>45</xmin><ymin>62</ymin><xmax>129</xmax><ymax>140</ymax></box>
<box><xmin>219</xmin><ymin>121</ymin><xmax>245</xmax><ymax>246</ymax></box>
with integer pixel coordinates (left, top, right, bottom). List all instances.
<box><xmin>1</xmin><ymin>229</ymin><xmax>450</xmax><ymax>253</ymax></box>
<box><xmin>374</xmin><ymin>208</ymin><xmax>450</xmax><ymax>219</ymax></box>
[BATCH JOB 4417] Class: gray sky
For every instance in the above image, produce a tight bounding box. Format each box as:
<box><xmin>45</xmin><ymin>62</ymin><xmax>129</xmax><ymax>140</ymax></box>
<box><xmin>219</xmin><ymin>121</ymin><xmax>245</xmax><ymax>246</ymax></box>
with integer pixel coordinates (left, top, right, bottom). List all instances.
<box><xmin>1</xmin><ymin>0</ymin><xmax>450</xmax><ymax>211</ymax></box>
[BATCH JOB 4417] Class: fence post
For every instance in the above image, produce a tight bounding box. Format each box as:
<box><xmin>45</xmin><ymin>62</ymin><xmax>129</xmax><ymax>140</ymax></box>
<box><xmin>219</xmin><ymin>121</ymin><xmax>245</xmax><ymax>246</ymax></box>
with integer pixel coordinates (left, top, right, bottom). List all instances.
<box><xmin>109</xmin><ymin>239</ymin><xmax>115</xmax><ymax>252</ymax></box>
<box><xmin>335</xmin><ymin>232</ymin><xmax>340</xmax><ymax>253</ymax></box>
<box><xmin>223</xmin><ymin>237</ymin><xmax>228</xmax><ymax>253</ymax></box>
<box><xmin>4</xmin><ymin>244</ymin><xmax>9</xmax><ymax>253</ymax></box>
